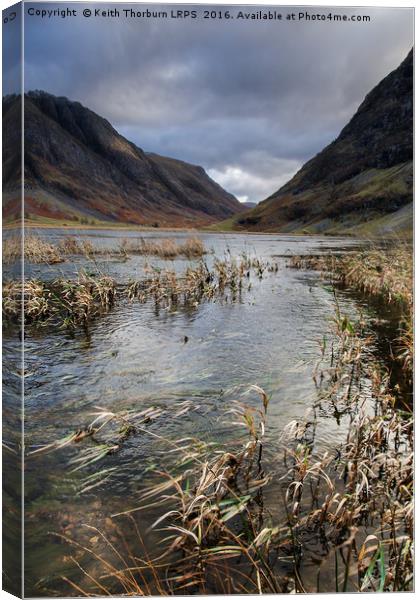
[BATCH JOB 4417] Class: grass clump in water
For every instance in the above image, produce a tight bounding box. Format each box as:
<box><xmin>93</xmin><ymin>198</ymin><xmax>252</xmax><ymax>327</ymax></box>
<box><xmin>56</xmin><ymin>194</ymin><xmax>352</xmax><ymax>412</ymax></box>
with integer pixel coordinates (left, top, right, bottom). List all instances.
<box><xmin>3</xmin><ymin>234</ymin><xmax>208</xmax><ymax>264</ymax></box>
<box><xmin>57</xmin><ymin>236</ymin><xmax>98</xmax><ymax>257</ymax></box>
<box><xmin>3</xmin><ymin>256</ymin><xmax>279</xmax><ymax>331</ymax></box>
<box><xmin>3</xmin><ymin>234</ymin><xmax>64</xmax><ymax>264</ymax></box>
<box><xmin>126</xmin><ymin>256</ymin><xmax>278</xmax><ymax>308</ymax></box>
<box><xmin>119</xmin><ymin>236</ymin><xmax>207</xmax><ymax>259</ymax></box>
<box><xmin>3</xmin><ymin>273</ymin><xmax>116</xmax><ymax>330</ymax></box>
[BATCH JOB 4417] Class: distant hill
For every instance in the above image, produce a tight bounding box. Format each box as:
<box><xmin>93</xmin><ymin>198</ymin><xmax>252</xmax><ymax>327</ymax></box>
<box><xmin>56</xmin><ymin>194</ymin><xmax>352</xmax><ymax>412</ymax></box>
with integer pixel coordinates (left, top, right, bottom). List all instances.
<box><xmin>231</xmin><ymin>49</ymin><xmax>413</xmax><ymax>236</ymax></box>
<box><xmin>241</xmin><ymin>201</ymin><xmax>257</xmax><ymax>209</ymax></box>
<box><xmin>3</xmin><ymin>91</ymin><xmax>245</xmax><ymax>227</ymax></box>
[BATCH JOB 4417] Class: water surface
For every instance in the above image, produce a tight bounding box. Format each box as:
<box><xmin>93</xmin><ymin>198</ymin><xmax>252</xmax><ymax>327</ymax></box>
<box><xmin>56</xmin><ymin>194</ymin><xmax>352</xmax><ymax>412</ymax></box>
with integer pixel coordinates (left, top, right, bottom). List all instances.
<box><xmin>5</xmin><ymin>230</ymin><xmax>381</xmax><ymax>594</ymax></box>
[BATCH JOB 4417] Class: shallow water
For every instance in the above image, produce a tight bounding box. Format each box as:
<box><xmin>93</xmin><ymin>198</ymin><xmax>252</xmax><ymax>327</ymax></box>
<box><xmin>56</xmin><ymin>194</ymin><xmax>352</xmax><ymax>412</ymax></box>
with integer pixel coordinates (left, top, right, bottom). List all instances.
<box><xmin>22</xmin><ymin>228</ymin><xmax>362</xmax><ymax>281</ymax></box>
<box><xmin>5</xmin><ymin>230</ymin><xmax>387</xmax><ymax>595</ymax></box>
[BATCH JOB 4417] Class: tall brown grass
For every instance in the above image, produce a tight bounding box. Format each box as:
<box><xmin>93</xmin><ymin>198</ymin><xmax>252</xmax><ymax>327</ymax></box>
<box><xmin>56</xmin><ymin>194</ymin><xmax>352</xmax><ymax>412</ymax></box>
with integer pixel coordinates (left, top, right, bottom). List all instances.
<box><xmin>119</xmin><ymin>237</ymin><xmax>206</xmax><ymax>259</ymax></box>
<box><xmin>288</xmin><ymin>244</ymin><xmax>412</xmax><ymax>312</ymax></box>
<box><xmin>3</xmin><ymin>234</ymin><xmax>207</xmax><ymax>264</ymax></box>
<box><xmin>288</xmin><ymin>244</ymin><xmax>413</xmax><ymax>377</ymax></box>
<box><xmin>3</xmin><ymin>273</ymin><xmax>116</xmax><ymax>330</ymax></box>
<box><xmin>18</xmin><ymin>245</ymin><xmax>413</xmax><ymax>594</ymax></box>
<box><xmin>3</xmin><ymin>234</ymin><xmax>63</xmax><ymax>264</ymax></box>
<box><xmin>3</xmin><ymin>256</ymin><xmax>278</xmax><ymax>330</ymax></box>
<box><xmin>42</xmin><ymin>301</ymin><xmax>413</xmax><ymax>594</ymax></box>
<box><xmin>48</xmin><ymin>322</ymin><xmax>413</xmax><ymax>594</ymax></box>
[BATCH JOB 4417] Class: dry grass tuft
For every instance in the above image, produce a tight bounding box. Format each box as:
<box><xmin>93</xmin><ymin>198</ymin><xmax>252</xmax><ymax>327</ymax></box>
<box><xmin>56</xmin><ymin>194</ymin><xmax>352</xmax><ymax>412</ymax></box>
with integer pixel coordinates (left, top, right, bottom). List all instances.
<box><xmin>119</xmin><ymin>237</ymin><xmax>206</xmax><ymax>259</ymax></box>
<box><xmin>3</xmin><ymin>273</ymin><xmax>116</xmax><ymax>329</ymax></box>
<box><xmin>3</xmin><ymin>235</ymin><xmax>64</xmax><ymax>264</ymax></box>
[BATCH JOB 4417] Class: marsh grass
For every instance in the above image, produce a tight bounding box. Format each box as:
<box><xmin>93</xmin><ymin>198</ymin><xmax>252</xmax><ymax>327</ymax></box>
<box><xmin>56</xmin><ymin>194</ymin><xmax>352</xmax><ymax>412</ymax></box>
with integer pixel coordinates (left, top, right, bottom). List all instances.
<box><xmin>119</xmin><ymin>237</ymin><xmax>207</xmax><ymax>259</ymax></box>
<box><xmin>3</xmin><ymin>256</ymin><xmax>278</xmax><ymax>330</ymax></box>
<box><xmin>19</xmin><ymin>245</ymin><xmax>413</xmax><ymax>594</ymax></box>
<box><xmin>3</xmin><ymin>234</ymin><xmax>64</xmax><ymax>264</ymax></box>
<box><xmin>3</xmin><ymin>234</ymin><xmax>208</xmax><ymax>264</ymax></box>
<box><xmin>126</xmin><ymin>255</ymin><xmax>277</xmax><ymax>308</ymax></box>
<box><xmin>3</xmin><ymin>273</ymin><xmax>116</xmax><ymax>329</ymax></box>
<box><xmin>46</xmin><ymin>315</ymin><xmax>413</xmax><ymax>594</ymax></box>
<box><xmin>288</xmin><ymin>244</ymin><xmax>412</xmax><ymax>312</ymax></box>
<box><xmin>41</xmin><ymin>388</ymin><xmax>284</xmax><ymax>595</ymax></box>
<box><xmin>288</xmin><ymin>244</ymin><xmax>413</xmax><ymax>377</ymax></box>
<box><xmin>39</xmin><ymin>300</ymin><xmax>413</xmax><ymax>595</ymax></box>
<box><xmin>279</xmin><ymin>305</ymin><xmax>413</xmax><ymax>592</ymax></box>
<box><xmin>58</xmin><ymin>237</ymin><xmax>98</xmax><ymax>257</ymax></box>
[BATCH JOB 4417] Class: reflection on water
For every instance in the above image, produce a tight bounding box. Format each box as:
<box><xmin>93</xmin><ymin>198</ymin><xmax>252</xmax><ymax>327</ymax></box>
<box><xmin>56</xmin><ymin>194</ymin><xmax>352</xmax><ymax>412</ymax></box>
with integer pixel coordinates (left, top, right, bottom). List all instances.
<box><xmin>6</xmin><ymin>231</ymin><xmax>376</xmax><ymax>594</ymax></box>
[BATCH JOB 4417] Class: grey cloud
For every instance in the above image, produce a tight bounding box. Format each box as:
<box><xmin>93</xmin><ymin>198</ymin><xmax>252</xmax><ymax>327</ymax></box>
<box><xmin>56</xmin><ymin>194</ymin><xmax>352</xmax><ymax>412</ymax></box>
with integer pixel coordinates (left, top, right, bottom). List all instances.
<box><xmin>23</xmin><ymin>3</ymin><xmax>413</xmax><ymax>202</ymax></box>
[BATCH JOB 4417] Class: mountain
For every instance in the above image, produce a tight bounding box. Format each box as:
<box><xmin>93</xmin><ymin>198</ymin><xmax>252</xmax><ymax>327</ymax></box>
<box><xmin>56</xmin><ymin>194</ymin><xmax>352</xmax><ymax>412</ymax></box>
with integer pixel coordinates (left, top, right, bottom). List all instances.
<box><xmin>232</xmin><ymin>49</ymin><xmax>413</xmax><ymax>236</ymax></box>
<box><xmin>3</xmin><ymin>91</ymin><xmax>244</xmax><ymax>227</ymax></box>
<box><xmin>241</xmin><ymin>201</ymin><xmax>257</xmax><ymax>209</ymax></box>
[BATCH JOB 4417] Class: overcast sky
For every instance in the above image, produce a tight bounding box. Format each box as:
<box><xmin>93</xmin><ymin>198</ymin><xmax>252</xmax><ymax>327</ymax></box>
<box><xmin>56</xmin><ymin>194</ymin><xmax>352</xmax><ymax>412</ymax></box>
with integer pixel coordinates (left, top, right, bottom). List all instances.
<box><xmin>17</xmin><ymin>3</ymin><xmax>414</xmax><ymax>202</ymax></box>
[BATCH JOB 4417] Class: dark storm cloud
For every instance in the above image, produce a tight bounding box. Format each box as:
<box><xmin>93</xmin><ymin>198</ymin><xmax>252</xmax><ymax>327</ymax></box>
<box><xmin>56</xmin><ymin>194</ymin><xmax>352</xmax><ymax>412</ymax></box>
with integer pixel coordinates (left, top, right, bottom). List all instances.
<box><xmin>23</xmin><ymin>3</ymin><xmax>413</xmax><ymax>202</ymax></box>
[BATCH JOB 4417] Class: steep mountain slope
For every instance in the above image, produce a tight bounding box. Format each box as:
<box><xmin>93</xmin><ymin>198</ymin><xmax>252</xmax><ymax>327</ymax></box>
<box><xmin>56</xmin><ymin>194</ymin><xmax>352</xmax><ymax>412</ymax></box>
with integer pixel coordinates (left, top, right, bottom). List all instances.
<box><xmin>232</xmin><ymin>49</ymin><xmax>413</xmax><ymax>236</ymax></box>
<box><xmin>3</xmin><ymin>91</ymin><xmax>244</xmax><ymax>226</ymax></box>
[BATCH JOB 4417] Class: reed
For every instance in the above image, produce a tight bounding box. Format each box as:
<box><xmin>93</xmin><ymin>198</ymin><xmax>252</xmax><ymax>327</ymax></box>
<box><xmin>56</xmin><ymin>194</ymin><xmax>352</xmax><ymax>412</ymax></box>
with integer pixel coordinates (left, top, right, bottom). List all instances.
<box><xmin>43</xmin><ymin>310</ymin><xmax>413</xmax><ymax>594</ymax></box>
<box><xmin>3</xmin><ymin>234</ymin><xmax>208</xmax><ymax>264</ymax></box>
<box><xmin>3</xmin><ymin>234</ymin><xmax>64</xmax><ymax>264</ymax></box>
<box><xmin>19</xmin><ymin>246</ymin><xmax>412</xmax><ymax>594</ymax></box>
<box><xmin>4</xmin><ymin>256</ymin><xmax>279</xmax><ymax>330</ymax></box>
<box><xmin>288</xmin><ymin>244</ymin><xmax>413</xmax><ymax>376</ymax></box>
<box><xmin>58</xmin><ymin>236</ymin><xmax>98</xmax><ymax>257</ymax></box>
<box><xmin>280</xmin><ymin>310</ymin><xmax>413</xmax><ymax>592</ymax></box>
<box><xmin>3</xmin><ymin>273</ymin><xmax>116</xmax><ymax>329</ymax></box>
<box><xmin>119</xmin><ymin>236</ymin><xmax>207</xmax><ymax>259</ymax></box>
<box><xmin>40</xmin><ymin>389</ymin><xmax>282</xmax><ymax>595</ymax></box>
<box><xmin>288</xmin><ymin>244</ymin><xmax>412</xmax><ymax>313</ymax></box>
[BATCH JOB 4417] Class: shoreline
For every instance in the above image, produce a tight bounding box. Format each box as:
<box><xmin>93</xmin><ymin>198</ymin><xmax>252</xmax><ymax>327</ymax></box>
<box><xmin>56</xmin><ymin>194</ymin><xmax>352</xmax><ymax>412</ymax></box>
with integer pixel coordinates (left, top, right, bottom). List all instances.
<box><xmin>5</xmin><ymin>221</ymin><xmax>357</xmax><ymax>238</ymax></box>
<box><xmin>2</xmin><ymin>221</ymin><xmax>411</xmax><ymax>242</ymax></box>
